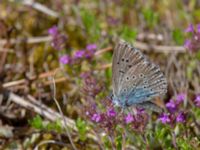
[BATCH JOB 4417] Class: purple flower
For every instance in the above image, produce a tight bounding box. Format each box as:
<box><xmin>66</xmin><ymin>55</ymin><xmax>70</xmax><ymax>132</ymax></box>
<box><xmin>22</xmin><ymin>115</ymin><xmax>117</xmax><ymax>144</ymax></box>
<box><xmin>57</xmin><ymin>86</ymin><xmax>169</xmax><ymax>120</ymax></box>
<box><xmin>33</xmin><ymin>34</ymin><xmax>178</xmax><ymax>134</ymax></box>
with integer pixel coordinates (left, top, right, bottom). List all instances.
<box><xmin>159</xmin><ymin>113</ymin><xmax>171</xmax><ymax>124</ymax></box>
<box><xmin>184</xmin><ymin>23</ymin><xmax>200</xmax><ymax>53</ymax></box>
<box><xmin>59</xmin><ymin>55</ymin><xmax>70</xmax><ymax>64</ymax></box>
<box><xmin>107</xmin><ymin>108</ymin><xmax>116</xmax><ymax>117</ymax></box>
<box><xmin>194</xmin><ymin>95</ymin><xmax>200</xmax><ymax>107</ymax></box>
<box><xmin>86</xmin><ymin>44</ymin><xmax>97</xmax><ymax>51</ymax></box>
<box><xmin>51</xmin><ymin>34</ymin><xmax>67</xmax><ymax>50</ymax></box>
<box><xmin>185</xmin><ymin>24</ymin><xmax>194</xmax><ymax>33</ymax></box>
<box><xmin>74</xmin><ymin>50</ymin><xmax>85</xmax><ymax>59</ymax></box>
<box><xmin>166</xmin><ymin>100</ymin><xmax>177</xmax><ymax>113</ymax></box>
<box><xmin>48</xmin><ymin>26</ymin><xmax>58</xmax><ymax>36</ymax></box>
<box><xmin>85</xmin><ymin>50</ymin><xmax>95</xmax><ymax>59</ymax></box>
<box><xmin>125</xmin><ymin>113</ymin><xmax>134</xmax><ymax>124</ymax></box>
<box><xmin>48</xmin><ymin>26</ymin><xmax>67</xmax><ymax>50</ymax></box>
<box><xmin>91</xmin><ymin>113</ymin><xmax>101</xmax><ymax>122</ymax></box>
<box><xmin>176</xmin><ymin>112</ymin><xmax>186</xmax><ymax>123</ymax></box>
<box><xmin>85</xmin><ymin>44</ymin><xmax>97</xmax><ymax>59</ymax></box>
<box><xmin>176</xmin><ymin>93</ymin><xmax>186</xmax><ymax>104</ymax></box>
<box><xmin>184</xmin><ymin>40</ymin><xmax>191</xmax><ymax>49</ymax></box>
<box><xmin>197</xmin><ymin>24</ymin><xmax>200</xmax><ymax>33</ymax></box>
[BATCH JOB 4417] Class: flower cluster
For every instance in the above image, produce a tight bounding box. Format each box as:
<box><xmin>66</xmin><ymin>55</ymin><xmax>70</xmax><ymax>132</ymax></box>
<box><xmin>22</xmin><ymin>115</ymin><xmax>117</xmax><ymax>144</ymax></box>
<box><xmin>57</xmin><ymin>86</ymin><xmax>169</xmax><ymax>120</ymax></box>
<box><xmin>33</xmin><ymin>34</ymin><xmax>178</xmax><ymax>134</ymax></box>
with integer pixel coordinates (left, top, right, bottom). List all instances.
<box><xmin>48</xmin><ymin>26</ymin><xmax>97</xmax><ymax>65</ymax></box>
<box><xmin>48</xmin><ymin>26</ymin><xmax>67</xmax><ymax>50</ymax></box>
<box><xmin>86</xmin><ymin>104</ymin><xmax>149</xmax><ymax>133</ymax></box>
<box><xmin>81</xmin><ymin>72</ymin><xmax>102</xmax><ymax>98</ymax></box>
<box><xmin>159</xmin><ymin>93</ymin><xmax>186</xmax><ymax>125</ymax></box>
<box><xmin>184</xmin><ymin>24</ymin><xmax>200</xmax><ymax>52</ymax></box>
<box><xmin>81</xmin><ymin>72</ymin><xmax>149</xmax><ymax>133</ymax></box>
<box><xmin>124</xmin><ymin>108</ymin><xmax>149</xmax><ymax>132</ymax></box>
<box><xmin>59</xmin><ymin>44</ymin><xmax>97</xmax><ymax>65</ymax></box>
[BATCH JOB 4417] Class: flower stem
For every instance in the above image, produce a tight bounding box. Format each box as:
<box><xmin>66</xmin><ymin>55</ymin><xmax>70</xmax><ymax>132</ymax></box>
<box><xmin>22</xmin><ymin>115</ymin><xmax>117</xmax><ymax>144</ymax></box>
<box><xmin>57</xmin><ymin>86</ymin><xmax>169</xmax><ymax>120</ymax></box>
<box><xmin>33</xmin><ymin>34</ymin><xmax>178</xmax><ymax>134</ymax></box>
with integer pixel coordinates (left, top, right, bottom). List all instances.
<box><xmin>172</xmin><ymin>131</ymin><xmax>178</xmax><ymax>150</ymax></box>
<box><xmin>108</xmin><ymin>135</ymin><xmax>116</xmax><ymax>150</ymax></box>
<box><xmin>122</xmin><ymin>132</ymin><xmax>126</xmax><ymax>150</ymax></box>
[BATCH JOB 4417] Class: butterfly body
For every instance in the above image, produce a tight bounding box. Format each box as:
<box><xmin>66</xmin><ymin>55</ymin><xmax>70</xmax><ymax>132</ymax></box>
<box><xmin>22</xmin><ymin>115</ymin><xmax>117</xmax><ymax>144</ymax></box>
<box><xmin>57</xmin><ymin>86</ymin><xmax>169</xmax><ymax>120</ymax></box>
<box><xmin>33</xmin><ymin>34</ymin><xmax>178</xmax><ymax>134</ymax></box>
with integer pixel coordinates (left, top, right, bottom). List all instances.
<box><xmin>111</xmin><ymin>40</ymin><xmax>167</xmax><ymax>111</ymax></box>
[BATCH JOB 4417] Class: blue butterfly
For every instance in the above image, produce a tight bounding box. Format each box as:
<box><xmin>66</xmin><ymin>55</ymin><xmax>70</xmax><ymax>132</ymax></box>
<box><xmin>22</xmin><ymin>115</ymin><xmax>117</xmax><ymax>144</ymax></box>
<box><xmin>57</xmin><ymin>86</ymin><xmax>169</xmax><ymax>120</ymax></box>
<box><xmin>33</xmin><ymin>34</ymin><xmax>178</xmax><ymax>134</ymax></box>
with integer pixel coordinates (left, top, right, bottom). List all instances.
<box><xmin>111</xmin><ymin>40</ymin><xmax>167</xmax><ymax>112</ymax></box>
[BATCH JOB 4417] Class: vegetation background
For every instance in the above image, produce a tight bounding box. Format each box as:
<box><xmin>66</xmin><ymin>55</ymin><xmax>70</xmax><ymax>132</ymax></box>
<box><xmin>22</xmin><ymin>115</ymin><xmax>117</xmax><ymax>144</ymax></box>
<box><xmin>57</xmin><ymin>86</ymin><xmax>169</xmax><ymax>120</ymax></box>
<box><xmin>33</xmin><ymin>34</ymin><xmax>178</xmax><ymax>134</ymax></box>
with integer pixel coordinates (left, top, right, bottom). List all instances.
<box><xmin>0</xmin><ymin>0</ymin><xmax>200</xmax><ymax>149</ymax></box>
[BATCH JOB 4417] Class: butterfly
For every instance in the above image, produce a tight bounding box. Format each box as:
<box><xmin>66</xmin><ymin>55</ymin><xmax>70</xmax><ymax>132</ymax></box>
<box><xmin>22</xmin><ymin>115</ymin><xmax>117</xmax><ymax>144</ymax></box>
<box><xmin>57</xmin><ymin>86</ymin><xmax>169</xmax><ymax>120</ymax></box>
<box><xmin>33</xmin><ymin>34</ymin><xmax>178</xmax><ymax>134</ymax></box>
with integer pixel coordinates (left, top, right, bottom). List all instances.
<box><xmin>111</xmin><ymin>40</ymin><xmax>167</xmax><ymax>112</ymax></box>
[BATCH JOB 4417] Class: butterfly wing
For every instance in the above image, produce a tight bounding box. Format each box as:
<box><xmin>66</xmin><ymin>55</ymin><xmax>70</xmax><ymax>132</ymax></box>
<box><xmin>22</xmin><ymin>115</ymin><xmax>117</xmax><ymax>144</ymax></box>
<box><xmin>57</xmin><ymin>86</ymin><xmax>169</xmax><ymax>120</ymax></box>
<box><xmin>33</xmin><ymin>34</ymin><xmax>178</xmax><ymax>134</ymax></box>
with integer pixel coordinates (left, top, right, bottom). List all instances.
<box><xmin>133</xmin><ymin>101</ymin><xmax>163</xmax><ymax>113</ymax></box>
<box><xmin>112</xmin><ymin>40</ymin><xmax>167</xmax><ymax>107</ymax></box>
<box><xmin>112</xmin><ymin>40</ymin><xmax>146</xmax><ymax>96</ymax></box>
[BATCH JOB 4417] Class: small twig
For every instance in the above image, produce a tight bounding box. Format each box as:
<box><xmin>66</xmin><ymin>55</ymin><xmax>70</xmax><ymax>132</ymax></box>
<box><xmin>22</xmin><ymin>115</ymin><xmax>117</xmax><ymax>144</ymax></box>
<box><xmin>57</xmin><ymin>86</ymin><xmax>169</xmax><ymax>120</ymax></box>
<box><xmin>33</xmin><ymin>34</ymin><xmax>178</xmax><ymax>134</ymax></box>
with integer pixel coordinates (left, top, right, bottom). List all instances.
<box><xmin>8</xmin><ymin>92</ymin><xmax>76</xmax><ymax>130</ymax></box>
<box><xmin>94</xmin><ymin>47</ymin><xmax>112</xmax><ymax>56</ymax></box>
<box><xmin>172</xmin><ymin>131</ymin><xmax>178</xmax><ymax>150</ymax></box>
<box><xmin>19</xmin><ymin>0</ymin><xmax>59</xmax><ymax>18</ymax></box>
<box><xmin>134</xmin><ymin>41</ymin><xmax>186</xmax><ymax>53</ymax></box>
<box><xmin>91</xmin><ymin>130</ymin><xmax>106</xmax><ymax>150</ymax></box>
<box><xmin>0</xmin><ymin>48</ymin><xmax>14</xmax><ymax>53</ymax></box>
<box><xmin>121</xmin><ymin>132</ymin><xmax>126</xmax><ymax>150</ymax></box>
<box><xmin>0</xmin><ymin>36</ymin><xmax>52</xmax><ymax>46</ymax></box>
<box><xmin>3</xmin><ymin>68</ymin><xmax>59</xmax><ymax>88</ymax></box>
<box><xmin>7</xmin><ymin>92</ymin><xmax>99</xmax><ymax>142</ymax></box>
<box><xmin>96</xmin><ymin>63</ymin><xmax>112</xmax><ymax>70</ymax></box>
<box><xmin>137</xmin><ymin>32</ymin><xmax>164</xmax><ymax>42</ymax></box>
<box><xmin>51</xmin><ymin>76</ymin><xmax>78</xmax><ymax>150</ymax></box>
<box><xmin>108</xmin><ymin>135</ymin><xmax>116</xmax><ymax>150</ymax></box>
<box><xmin>34</xmin><ymin>140</ymin><xmax>68</xmax><ymax>150</ymax></box>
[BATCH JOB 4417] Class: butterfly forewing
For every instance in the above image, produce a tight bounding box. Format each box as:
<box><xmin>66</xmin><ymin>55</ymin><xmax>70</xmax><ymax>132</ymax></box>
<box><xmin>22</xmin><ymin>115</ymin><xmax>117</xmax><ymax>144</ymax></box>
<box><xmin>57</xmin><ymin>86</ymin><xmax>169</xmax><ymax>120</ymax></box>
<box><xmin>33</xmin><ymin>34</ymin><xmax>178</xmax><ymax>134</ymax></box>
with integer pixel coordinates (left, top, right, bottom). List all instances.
<box><xmin>112</xmin><ymin>40</ymin><xmax>167</xmax><ymax>107</ymax></box>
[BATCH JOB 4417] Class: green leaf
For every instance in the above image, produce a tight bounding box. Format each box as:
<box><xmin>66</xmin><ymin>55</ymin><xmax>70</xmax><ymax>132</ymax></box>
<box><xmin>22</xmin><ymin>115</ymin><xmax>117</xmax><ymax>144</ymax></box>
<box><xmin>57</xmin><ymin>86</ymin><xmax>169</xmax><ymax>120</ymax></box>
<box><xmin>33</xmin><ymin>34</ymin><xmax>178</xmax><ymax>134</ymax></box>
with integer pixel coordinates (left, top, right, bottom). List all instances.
<box><xmin>172</xmin><ymin>28</ymin><xmax>184</xmax><ymax>45</ymax></box>
<box><xmin>196</xmin><ymin>51</ymin><xmax>200</xmax><ymax>60</ymax></box>
<box><xmin>177</xmin><ymin>138</ymin><xmax>193</xmax><ymax>150</ymax></box>
<box><xmin>142</xmin><ymin>8</ymin><xmax>159</xmax><ymax>28</ymax></box>
<box><xmin>186</xmin><ymin>60</ymin><xmax>197</xmax><ymax>79</ymax></box>
<box><xmin>115</xmin><ymin>135</ymin><xmax>122</xmax><ymax>150</ymax></box>
<box><xmin>120</xmin><ymin>26</ymin><xmax>137</xmax><ymax>42</ymax></box>
<box><xmin>80</xmin><ymin>9</ymin><xmax>95</xmax><ymax>31</ymax></box>
<box><xmin>28</xmin><ymin>115</ymin><xmax>43</xmax><ymax>129</ymax></box>
<box><xmin>76</xmin><ymin>118</ymin><xmax>87</xmax><ymax>141</ymax></box>
<box><xmin>155</xmin><ymin>124</ymin><xmax>173</xmax><ymax>148</ymax></box>
<box><xmin>102</xmin><ymin>135</ymin><xmax>111</xmax><ymax>149</ymax></box>
<box><xmin>80</xmin><ymin>9</ymin><xmax>100</xmax><ymax>41</ymax></box>
<box><xmin>192</xmin><ymin>107</ymin><xmax>200</xmax><ymax>118</ymax></box>
<box><xmin>46</xmin><ymin>120</ymin><xmax>62</xmax><ymax>132</ymax></box>
<box><xmin>105</xmin><ymin>67</ymin><xmax>112</xmax><ymax>80</ymax></box>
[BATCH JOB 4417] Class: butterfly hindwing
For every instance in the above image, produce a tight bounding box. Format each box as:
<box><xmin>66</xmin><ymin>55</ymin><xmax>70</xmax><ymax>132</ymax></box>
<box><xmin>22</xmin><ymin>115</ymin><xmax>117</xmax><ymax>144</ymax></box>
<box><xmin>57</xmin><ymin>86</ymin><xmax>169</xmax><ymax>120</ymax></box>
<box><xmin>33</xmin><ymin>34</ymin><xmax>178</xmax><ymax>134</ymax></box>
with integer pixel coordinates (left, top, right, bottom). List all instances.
<box><xmin>133</xmin><ymin>101</ymin><xmax>163</xmax><ymax>113</ymax></box>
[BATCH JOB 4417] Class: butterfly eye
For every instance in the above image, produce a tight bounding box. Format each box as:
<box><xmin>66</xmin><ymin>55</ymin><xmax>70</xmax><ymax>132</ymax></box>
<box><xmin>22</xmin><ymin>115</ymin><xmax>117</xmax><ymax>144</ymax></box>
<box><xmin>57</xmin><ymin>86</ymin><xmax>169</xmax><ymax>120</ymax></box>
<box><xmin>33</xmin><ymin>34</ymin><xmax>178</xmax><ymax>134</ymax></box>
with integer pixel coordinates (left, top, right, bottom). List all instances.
<box><xmin>126</xmin><ymin>59</ymin><xmax>129</xmax><ymax>63</ymax></box>
<box><xmin>126</xmin><ymin>77</ymin><xmax>129</xmax><ymax>80</ymax></box>
<box><xmin>122</xmin><ymin>58</ymin><xmax>125</xmax><ymax>61</ymax></box>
